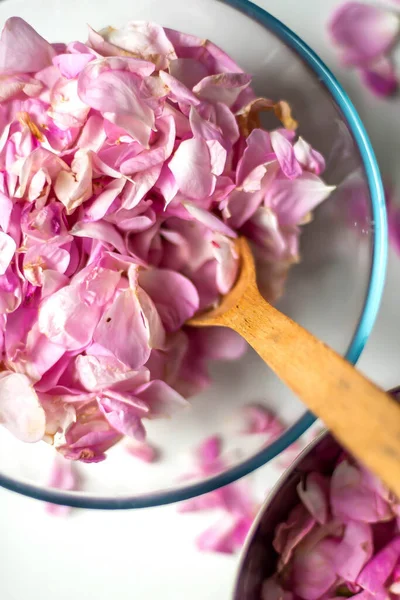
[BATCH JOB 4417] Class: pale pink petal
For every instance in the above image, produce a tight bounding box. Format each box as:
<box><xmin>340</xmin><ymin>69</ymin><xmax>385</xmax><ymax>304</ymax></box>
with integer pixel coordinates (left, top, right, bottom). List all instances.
<box><xmin>45</xmin><ymin>455</ymin><xmax>77</xmax><ymax>516</ymax></box>
<box><xmin>193</xmin><ymin>73</ymin><xmax>252</xmax><ymax>107</ymax></box>
<box><xmin>139</xmin><ymin>268</ymin><xmax>199</xmax><ymax>331</ymax></box>
<box><xmin>38</xmin><ymin>285</ymin><xmax>101</xmax><ymax>351</ymax></box>
<box><xmin>126</xmin><ymin>441</ymin><xmax>159</xmax><ymax>463</ymax></box>
<box><xmin>135</xmin><ymin>380</ymin><xmax>188</xmax><ymax>418</ymax></box>
<box><xmin>0</xmin><ymin>231</ymin><xmax>16</xmax><ymax>275</ymax></box>
<box><xmin>211</xmin><ymin>233</ymin><xmax>239</xmax><ymax>294</ymax></box>
<box><xmin>23</xmin><ymin>242</ymin><xmax>70</xmax><ymax>286</ymax></box>
<box><xmin>265</xmin><ymin>172</ymin><xmax>336</xmax><ymax>226</ymax></box>
<box><xmin>93</xmin><ymin>288</ymin><xmax>151</xmax><ymax>369</ymax></box>
<box><xmin>293</xmin><ymin>137</ymin><xmax>325</xmax><ymax>175</ymax></box>
<box><xmin>0</xmin><ymin>17</ymin><xmax>55</xmax><ymax>74</ymax></box>
<box><xmin>297</xmin><ymin>472</ymin><xmax>330</xmax><ymax>525</ymax></box>
<box><xmin>91</xmin><ymin>22</ymin><xmax>177</xmax><ymax>69</ymax></box>
<box><xmin>85</xmin><ymin>178</ymin><xmax>126</xmax><ymax>221</ymax></box>
<box><xmin>169</xmin><ymin>137</ymin><xmax>214</xmax><ymax>200</ymax></box>
<box><xmin>54</xmin><ymin>150</ymin><xmax>93</xmax><ymax>214</ymax></box>
<box><xmin>196</xmin><ymin>514</ymin><xmax>240</xmax><ymax>554</ymax></box>
<box><xmin>98</xmin><ymin>396</ymin><xmax>146</xmax><ymax>440</ymax></box>
<box><xmin>72</xmin><ymin>265</ymin><xmax>121</xmax><ymax>307</ymax></box>
<box><xmin>75</xmin><ymin>354</ymin><xmax>149</xmax><ymax>392</ymax></box>
<box><xmin>270</xmin><ymin>130</ymin><xmax>302</xmax><ymax>180</ymax></box>
<box><xmin>71</xmin><ymin>221</ymin><xmax>126</xmax><ymax>255</ymax></box>
<box><xmin>184</xmin><ymin>202</ymin><xmax>237</xmax><ymax>238</ymax></box>
<box><xmin>0</xmin><ymin>372</ymin><xmax>46</xmax><ymax>442</ymax></box>
<box><xmin>159</xmin><ymin>69</ymin><xmax>201</xmax><ymax>107</ymax></box>
<box><xmin>52</xmin><ymin>52</ymin><xmax>94</xmax><ymax>79</ymax></box>
<box><xmin>329</xmin><ymin>2</ymin><xmax>400</xmax><ymax>67</ymax></box>
<box><xmin>238</xmin><ymin>403</ymin><xmax>280</xmax><ymax>435</ymax></box>
<box><xmin>206</xmin><ymin>139</ymin><xmax>227</xmax><ymax>176</ymax></box>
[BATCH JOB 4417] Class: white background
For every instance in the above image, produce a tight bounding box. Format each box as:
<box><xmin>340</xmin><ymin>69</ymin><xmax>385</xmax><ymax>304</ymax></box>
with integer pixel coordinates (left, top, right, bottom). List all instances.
<box><xmin>1</xmin><ymin>0</ymin><xmax>400</xmax><ymax>598</ymax></box>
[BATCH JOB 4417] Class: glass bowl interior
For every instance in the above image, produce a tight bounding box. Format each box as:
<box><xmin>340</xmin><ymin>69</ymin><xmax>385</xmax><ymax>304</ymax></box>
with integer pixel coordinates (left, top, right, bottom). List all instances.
<box><xmin>0</xmin><ymin>0</ymin><xmax>386</xmax><ymax>508</ymax></box>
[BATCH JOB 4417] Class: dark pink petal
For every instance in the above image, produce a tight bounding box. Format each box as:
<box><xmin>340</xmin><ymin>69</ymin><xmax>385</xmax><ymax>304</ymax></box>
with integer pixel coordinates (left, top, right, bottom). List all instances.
<box><xmin>139</xmin><ymin>268</ymin><xmax>199</xmax><ymax>332</ymax></box>
<box><xmin>169</xmin><ymin>137</ymin><xmax>214</xmax><ymax>200</ymax></box>
<box><xmin>0</xmin><ymin>17</ymin><xmax>55</xmax><ymax>74</ymax></box>
<box><xmin>0</xmin><ymin>372</ymin><xmax>46</xmax><ymax>442</ymax></box>
<box><xmin>361</xmin><ymin>56</ymin><xmax>398</xmax><ymax>97</ymax></box>
<box><xmin>357</xmin><ymin>537</ymin><xmax>400</xmax><ymax>593</ymax></box>
<box><xmin>329</xmin><ymin>2</ymin><xmax>400</xmax><ymax>67</ymax></box>
<box><xmin>297</xmin><ymin>473</ymin><xmax>330</xmax><ymax>525</ymax></box>
<box><xmin>135</xmin><ymin>380</ymin><xmax>188</xmax><ymax>418</ymax></box>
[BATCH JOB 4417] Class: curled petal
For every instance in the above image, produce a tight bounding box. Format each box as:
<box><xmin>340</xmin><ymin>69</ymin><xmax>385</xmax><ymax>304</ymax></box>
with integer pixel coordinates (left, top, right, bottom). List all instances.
<box><xmin>91</xmin><ymin>22</ymin><xmax>177</xmax><ymax>70</ymax></box>
<box><xmin>193</xmin><ymin>73</ymin><xmax>252</xmax><ymax>107</ymax></box>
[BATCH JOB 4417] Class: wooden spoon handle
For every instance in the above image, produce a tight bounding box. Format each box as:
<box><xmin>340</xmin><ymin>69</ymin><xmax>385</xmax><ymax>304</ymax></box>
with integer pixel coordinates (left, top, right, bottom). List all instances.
<box><xmin>218</xmin><ymin>283</ymin><xmax>400</xmax><ymax>496</ymax></box>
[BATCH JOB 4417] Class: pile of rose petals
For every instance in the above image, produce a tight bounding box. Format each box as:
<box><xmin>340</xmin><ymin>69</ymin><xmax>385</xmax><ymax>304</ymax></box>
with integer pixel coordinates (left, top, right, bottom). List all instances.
<box><xmin>0</xmin><ymin>17</ymin><xmax>333</xmax><ymax>462</ymax></box>
<box><xmin>262</xmin><ymin>451</ymin><xmax>400</xmax><ymax>599</ymax></box>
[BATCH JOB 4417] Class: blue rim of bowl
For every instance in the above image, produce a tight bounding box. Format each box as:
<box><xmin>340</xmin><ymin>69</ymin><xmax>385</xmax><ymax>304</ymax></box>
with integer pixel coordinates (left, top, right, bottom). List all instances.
<box><xmin>0</xmin><ymin>0</ymin><xmax>387</xmax><ymax>509</ymax></box>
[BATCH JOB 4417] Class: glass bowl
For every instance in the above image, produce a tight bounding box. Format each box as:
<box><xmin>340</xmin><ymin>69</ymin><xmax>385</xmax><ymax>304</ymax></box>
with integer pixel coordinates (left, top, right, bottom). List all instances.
<box><xmin>0</xmin><ymin>0</ymin><xmax>387</xmax><ymax>509</ymax></box>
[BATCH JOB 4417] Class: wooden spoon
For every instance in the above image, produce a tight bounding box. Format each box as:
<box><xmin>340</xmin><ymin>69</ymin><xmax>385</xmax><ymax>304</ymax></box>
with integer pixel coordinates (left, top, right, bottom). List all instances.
<box><xmin>189</xmin><ymin>237</ymin><xmax>400</xmax><ymax>496</ymax></box>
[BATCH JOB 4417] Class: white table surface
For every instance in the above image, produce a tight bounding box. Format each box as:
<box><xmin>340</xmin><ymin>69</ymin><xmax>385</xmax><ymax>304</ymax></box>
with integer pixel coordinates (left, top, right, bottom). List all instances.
<box><xmin>1</xmin><ymin>0</ymin><xmax>400</xmax><ymax>598</ymax></box>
